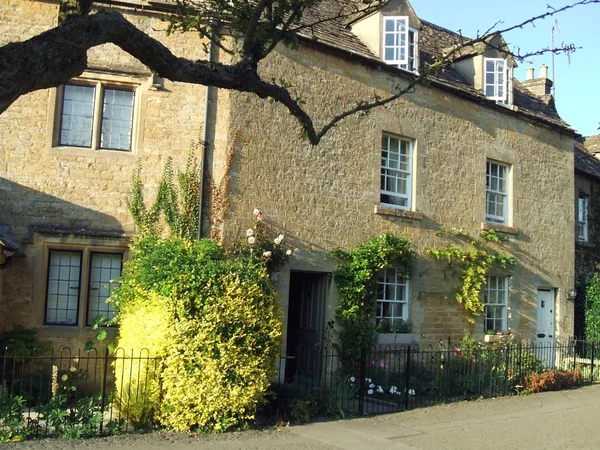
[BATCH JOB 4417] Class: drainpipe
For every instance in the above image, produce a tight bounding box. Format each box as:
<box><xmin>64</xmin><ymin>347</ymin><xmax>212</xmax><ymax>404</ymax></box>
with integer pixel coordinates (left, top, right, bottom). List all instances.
<box><xmin>198</xmin><ymin>20</ymin><xmax>217</xmax><ymax>239</ymax></box>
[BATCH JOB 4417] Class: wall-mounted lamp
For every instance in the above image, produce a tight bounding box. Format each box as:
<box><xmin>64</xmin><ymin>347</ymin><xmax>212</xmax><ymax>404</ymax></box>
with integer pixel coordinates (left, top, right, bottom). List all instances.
<box><xmin>567</xmin><ymin>289</ymin><xmax>577</xmax><ymax>300</ymax></box>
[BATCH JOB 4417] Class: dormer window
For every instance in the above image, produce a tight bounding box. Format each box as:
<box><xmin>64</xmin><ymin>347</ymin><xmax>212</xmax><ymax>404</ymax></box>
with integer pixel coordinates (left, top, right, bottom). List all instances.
<box><xmin>484</xmin><ymin>58</ymin><xmax>507</xmax><ymax>101</ymax></box>
<box><xmin>383</xmin><ymin>17</ymin><xmax>419</xmax><ymax>73</ymax></box>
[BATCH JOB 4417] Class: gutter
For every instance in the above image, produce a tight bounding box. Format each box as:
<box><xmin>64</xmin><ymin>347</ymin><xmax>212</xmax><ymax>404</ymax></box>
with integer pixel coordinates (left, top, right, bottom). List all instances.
<box><xmin>198</xmin><ymin>21</ymin><xmax>217</xmax><ymax>239</ymax></box>
<box><xmin>294</xmin><ymin>36</ymin><xmax>575</xmax><ymax>137</ymax></box>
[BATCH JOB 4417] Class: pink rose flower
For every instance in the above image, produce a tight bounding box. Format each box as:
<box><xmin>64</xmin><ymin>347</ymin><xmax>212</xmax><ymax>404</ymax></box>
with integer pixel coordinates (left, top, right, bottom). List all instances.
<box><xmin>263</xmin><ymin>251</ymin><xmax>272</xmax><ymax>258</ymax></box>
<box><xmin>246</xmin><ymin>228</ymin><xmax>253</xmax><ymax>237</ymax></box>
<box><xmin>257</xmin><ymin>213</ymin><xmax>264</xmax><ymax>221</ymax></box>
<box><xmin>248</xmin><ymin>236</ymin><xmax>255</xmax><ymax>244</ymax></box>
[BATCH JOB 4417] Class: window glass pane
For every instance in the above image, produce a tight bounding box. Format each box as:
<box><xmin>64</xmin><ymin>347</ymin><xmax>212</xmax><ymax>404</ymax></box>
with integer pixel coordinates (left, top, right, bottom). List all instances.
<box><xmin>87</xmin><ymin>253</ymin><xmax>122</xmax><ymax>324</ymax></box>
<box><xmin>46</xmin><ymin>251</ymin><xmax>81</xmax><ymax>325</ymax></box>
<box><xmin>381</xmin><ymin>134</ymin><xmax>412</xmax><ymax>208</ymax></box>
<box><xmin>100</xmin><ymin>88</ymin><xmax>134</xmax><ymax>151</ymax></box>
<box><xmin>384</xmin><ymin>48</ymin><xmax>395</xmax><ymax>61</ymax></box>
<box><xmin>376</xmin><ymin>268</ymin><xmax>409</xmax><ymax>326</ymax></box>
<box><xmin>395</xmin><ymin>19</ymin><xmax>406</xmax><ymax>32</ymax></box>
<box><xmin>484</xmin><ymin>276</ymin><xmax>508</xmax><ymax>331</ymax></box>
<box><xmin>384</xmin><ymin>19</ymin><xmax>395</xmax><ymax>32</ymax></box>
<box><xmin>59</xmin><ymin>84</ymin><xmax>95</xmax><ymax>147</ymax></box>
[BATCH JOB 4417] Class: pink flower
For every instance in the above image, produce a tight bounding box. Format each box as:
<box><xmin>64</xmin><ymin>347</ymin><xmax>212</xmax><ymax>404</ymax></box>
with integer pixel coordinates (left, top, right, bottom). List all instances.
<box><xmin>274</xmin><ymin>236</ymin><xmax>282</xmax><ymax>245</ymax></box>
<box><xmin>248</xmin><ymin>236</ymin><xmax>255</xmax><ymax>244</ymax></box>
<box><xmin>263</xmin><ymin>251</ymin><xmax>272</xmax><ymax>258</ymax></box>
<box><xmin>253</xmin><ymin>208</ymin><xmax>260</xmax><ymax>216</ymax></box>
<box><xmin>257</xmin><ymin>213</ymin><xmax>264</xmax><ymax>221</ymax></box>
<box><xmin>246</xmin><ymin>228</ymin><xmax>253</xmax><ymax>237</ymax></box>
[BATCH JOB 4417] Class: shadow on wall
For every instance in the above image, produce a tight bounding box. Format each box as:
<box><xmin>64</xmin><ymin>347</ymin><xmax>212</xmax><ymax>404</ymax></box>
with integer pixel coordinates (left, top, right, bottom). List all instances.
<box><xmin>0</xmin><ymin>177</ymin><xmax>125</xmax><ymax>242</ymax></box>
<box><xmin>0</xmin><ymin>177</ymin><xmax>127</xmax><ymax>334</ymax></box>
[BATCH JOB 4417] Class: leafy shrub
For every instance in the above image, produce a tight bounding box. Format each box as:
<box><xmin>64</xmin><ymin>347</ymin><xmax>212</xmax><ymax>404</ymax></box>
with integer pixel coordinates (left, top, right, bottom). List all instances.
<box><xmin>586</xmin><ymin>271</ymin><xmax>600</xmax><ymax>342</ymax></box>
<box><xmin>112</xmin><ymin>236</ymin><xmax>282</xmax><ymax>433</ymax></box>
<box><xmin>0</xmin><ymin>325</ymin><xmax>52</xmax><ymax>357</ymax></box>
<box><xmin>330</xmin><ymin>233</ymin><xmax>415</xmax><ymax>370</ymax></box>
<box><xmin>0</xmin><ymin>385</ymin><xmax>29</xmax><ymax>443</ymax></box>
<box><xmin>524</xmin><ymin>369</ymin><xmax>583</xmax><ymax>394</ymax></box>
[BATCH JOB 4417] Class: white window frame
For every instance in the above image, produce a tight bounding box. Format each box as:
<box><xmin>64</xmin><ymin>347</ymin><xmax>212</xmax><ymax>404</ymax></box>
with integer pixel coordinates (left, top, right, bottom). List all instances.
<box><xmin>382</xmin><ymin>16</ymin><xmax>410</xmax><ymax>66</ymax></box>
<box><xmin>376</xmin><ymin>268</ymin><xmax>409</xmax><ymax>326</ymax></box>
<box><xmin>381</xmin><ymin>134</ymin><xmax>413</xmax><ymax>210</ymax></box>
<box><xmin>50</xmin><ymin>72</ymin><xmax>145</xmax><ymax>153</ymax></box>
<box><xmin>578</xmin><ymin>195</ymin><xmax>589</xmax><ymax>242</ymax></box>
<box><xmin>398</xmin><ymin>27</ymin><xmax>419</xmax><ymax>73</ymax></box>
<box><xmin>484</xmin><ymin>275</ymin><xmax>509</xmax><ymax>332</ymax></box>
<box><xmin>486</xmin><ymin>160</ymin><xmax>510</xmax><ymax>225</ymax></box>
<box><xmin>484</xmin><ymin>58</ymin><xmax>508</xmax><ymax>102</ymax></box>
<box><xmin>44</xmin><ymin>247</ymin><xmax>124</xmax><ymax>327</ymax></box>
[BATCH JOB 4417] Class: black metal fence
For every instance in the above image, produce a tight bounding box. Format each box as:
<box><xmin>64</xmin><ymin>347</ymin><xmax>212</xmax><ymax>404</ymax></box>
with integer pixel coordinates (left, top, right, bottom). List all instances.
<box><xmin>274</xmin><ymin>339</ymin><xmax>599</xmax><ymax>417</ymax></box>
<box><xmin>0</xmin><ymin>347</ymin><xmax>161</xmax><ymax>438</ymax></box>
<box><xmin>1</xmin><ymin>339</ymin><xmax>598</xmax><ymax>438</ymax></box>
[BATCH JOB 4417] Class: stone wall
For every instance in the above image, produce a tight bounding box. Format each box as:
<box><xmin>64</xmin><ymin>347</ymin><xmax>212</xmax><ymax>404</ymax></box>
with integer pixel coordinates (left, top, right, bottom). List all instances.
<box><xmin>0</xmin><ymin>0</ymin><xmax>210</xmax><ymax>348</ymax></box>
<box><xmin>574</xmin><ymin>173</ymin><xmax>600</xmax><ymax>337</ymax></box>
<box><xmin>219</xmin><ymin>43</ymin><xmax>575</xmax><ymax>346</ymax></box>
<box><xmin>0</xmin><ymin>1</ymin><xmax>576</xmax><ymax>350</ymax></box>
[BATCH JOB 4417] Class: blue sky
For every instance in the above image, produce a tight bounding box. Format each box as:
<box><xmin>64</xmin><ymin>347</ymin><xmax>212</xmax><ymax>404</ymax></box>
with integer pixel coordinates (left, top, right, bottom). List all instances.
<box><xmin>410</xmin><ymin>0</ymin><xmax>600</xmax><ymax>137</ymax></box>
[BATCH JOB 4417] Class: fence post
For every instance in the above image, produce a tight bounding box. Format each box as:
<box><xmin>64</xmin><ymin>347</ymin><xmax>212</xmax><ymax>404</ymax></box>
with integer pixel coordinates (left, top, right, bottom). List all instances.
<box><xmin>503</xmin><ymin>344</ymin><xmax>510</xmax><ymax>396</ymax></box>
<box><xmin>99</xmin><ymin>346</ymin><xmax>110</xmax><ymax>434</ymax></box>
<box><xmin>404</xmin><ymin>346</ymin><xmax>411</xmax><ymax>411</ymax></box>
<box><xmin>358</xmin><ymin>345</ymin><xmax>366</xmax><ymax>415</ymax></box>
<box><xmin>591</xmin><ymin>341</ymin><xmax>596</xmax><ymax>384</ymax></box>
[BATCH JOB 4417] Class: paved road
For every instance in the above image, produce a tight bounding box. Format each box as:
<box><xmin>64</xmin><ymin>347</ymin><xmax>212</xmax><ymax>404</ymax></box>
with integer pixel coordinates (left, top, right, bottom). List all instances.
<box><xmin>8</xmin><ymin>385</ymin><xmax>600</xmax><ymax>449</ymax></box>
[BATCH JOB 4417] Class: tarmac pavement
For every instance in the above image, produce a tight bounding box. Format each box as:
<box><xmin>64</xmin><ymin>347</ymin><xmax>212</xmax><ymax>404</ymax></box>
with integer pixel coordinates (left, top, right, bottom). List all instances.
<box><xmin>8</xmin><ymin>385</ymin><xmax>600</xmax><ymax>450</ymax></box>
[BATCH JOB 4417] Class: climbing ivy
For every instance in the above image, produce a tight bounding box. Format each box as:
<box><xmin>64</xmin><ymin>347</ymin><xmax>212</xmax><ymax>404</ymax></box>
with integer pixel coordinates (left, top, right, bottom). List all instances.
<box><xmin>330</xmin><ymin>233</ymin><xmax>415</xmax><ymax>369</ymax></box>
<box><xmin>128</xmin><ymin>144</ymin><xmax>201</xmax><ymax>240</ymax></box>
<box><xmin>426</xmin><ymin>228</ymin><xmax>515</xmax><ymax>321</ymax></box>
<box><xmin>585</xmin><ymin>270</ymin><xmax>600</xmax><ymax>342</ymax></box>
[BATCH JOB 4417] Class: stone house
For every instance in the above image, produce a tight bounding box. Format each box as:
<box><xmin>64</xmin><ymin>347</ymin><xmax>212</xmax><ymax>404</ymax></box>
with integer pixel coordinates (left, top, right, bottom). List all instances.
<box><xmin>574</xmin><ymin>135</ymin><xmax>600</xmax><ymax>337</ymax></box>
<box><xmin>0</xmin><ymin>0</ymin><xmax>577</xmax><ymax>356</ymax></box>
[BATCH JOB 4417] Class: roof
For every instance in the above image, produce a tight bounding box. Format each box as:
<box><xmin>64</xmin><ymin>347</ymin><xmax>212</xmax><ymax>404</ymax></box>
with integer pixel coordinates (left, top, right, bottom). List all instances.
<box><xmin>585</xmin><ymin>135</ymin><xmax>600</xmax><ymax>155</ymax></box>
<box><xmin>575</xmin><ymin>136</ymin><xmax>600</xmax><ymax>180</ymax></box>
<box><xmin>298</xmin><ymin>3</ymin><xmax>572</xmax><ymax>132</ymax></box>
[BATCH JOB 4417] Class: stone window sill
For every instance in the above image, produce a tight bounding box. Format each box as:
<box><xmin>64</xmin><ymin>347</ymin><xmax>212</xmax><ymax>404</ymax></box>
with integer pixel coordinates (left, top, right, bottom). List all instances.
<box><xmin>374</xmin><ymin>205</ymin><xmax>423</xmax><ymax>220</ymax></box>
<box><xmin>480</xmin><ymin>222</ymin><xmax>518</xmax><ymax>235</ymax></box>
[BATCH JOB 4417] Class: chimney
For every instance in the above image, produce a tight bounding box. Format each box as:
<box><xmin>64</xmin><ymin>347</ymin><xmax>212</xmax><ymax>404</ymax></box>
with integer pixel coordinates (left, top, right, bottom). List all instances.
<box><xmin>526</xmin><ymin>67</ymin><xmax>534</xmax><ymax>80</ymax></box>
<box><xmin>521</xmin><ymin>64</ymin><xmax>553</xmax><ymax>97</ymax></box>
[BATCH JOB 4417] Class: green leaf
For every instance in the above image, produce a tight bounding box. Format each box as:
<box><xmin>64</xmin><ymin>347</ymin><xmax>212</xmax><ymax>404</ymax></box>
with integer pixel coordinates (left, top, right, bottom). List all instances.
<box><xmin>84</xmin><ymin>341</ymin><xmax>95</xmax><ymax>352</ymax></box>
<box><xmin>96</xmin><ymin>329</ymin><xmax>107</xmax><ymax>341</ymax></box>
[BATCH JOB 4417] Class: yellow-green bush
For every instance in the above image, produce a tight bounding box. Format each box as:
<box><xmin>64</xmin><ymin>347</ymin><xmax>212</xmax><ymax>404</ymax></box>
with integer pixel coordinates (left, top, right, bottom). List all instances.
<box><xmin>113</xmin><ymin>288</ymin><xmax>173</xmax><ymax>429</ymax></box>
<box><xmin>111</xmin><ymin>236</ymin><xmax>282</xmax><ymax>433</ymax></box>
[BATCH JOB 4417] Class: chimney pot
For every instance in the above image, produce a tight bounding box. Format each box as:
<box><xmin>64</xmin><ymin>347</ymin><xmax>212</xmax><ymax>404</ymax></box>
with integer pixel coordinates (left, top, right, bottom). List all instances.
<box><xmin>526</xmin><ymin>67</ymin><xmax>535</xmax><ymax>80</ymax></box>
<box><xmin>539</xmin><ymin>64</ymin><xmax>549</xmax><ymax>79</ymax></box>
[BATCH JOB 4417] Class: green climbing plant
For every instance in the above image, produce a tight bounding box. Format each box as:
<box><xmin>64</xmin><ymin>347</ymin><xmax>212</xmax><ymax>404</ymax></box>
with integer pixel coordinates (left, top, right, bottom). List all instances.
<box><xmin>426</xmin><ymin>228</ymin><xmax>516</xmax><ymax>321</ymax></box>
<box><xmin>585</xmin><ymin>269</ymin><xmax>600</xmax><ymax>342</ymax></box>
<box><xmin>128</xmin><ymin>142</ymin><xmax>201</xmax><ymax>240</ymax></box>
<box><xmin>330</xmin><ymin>233</ymin><xmax>415</xmax><ymax>370</ymax></box>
